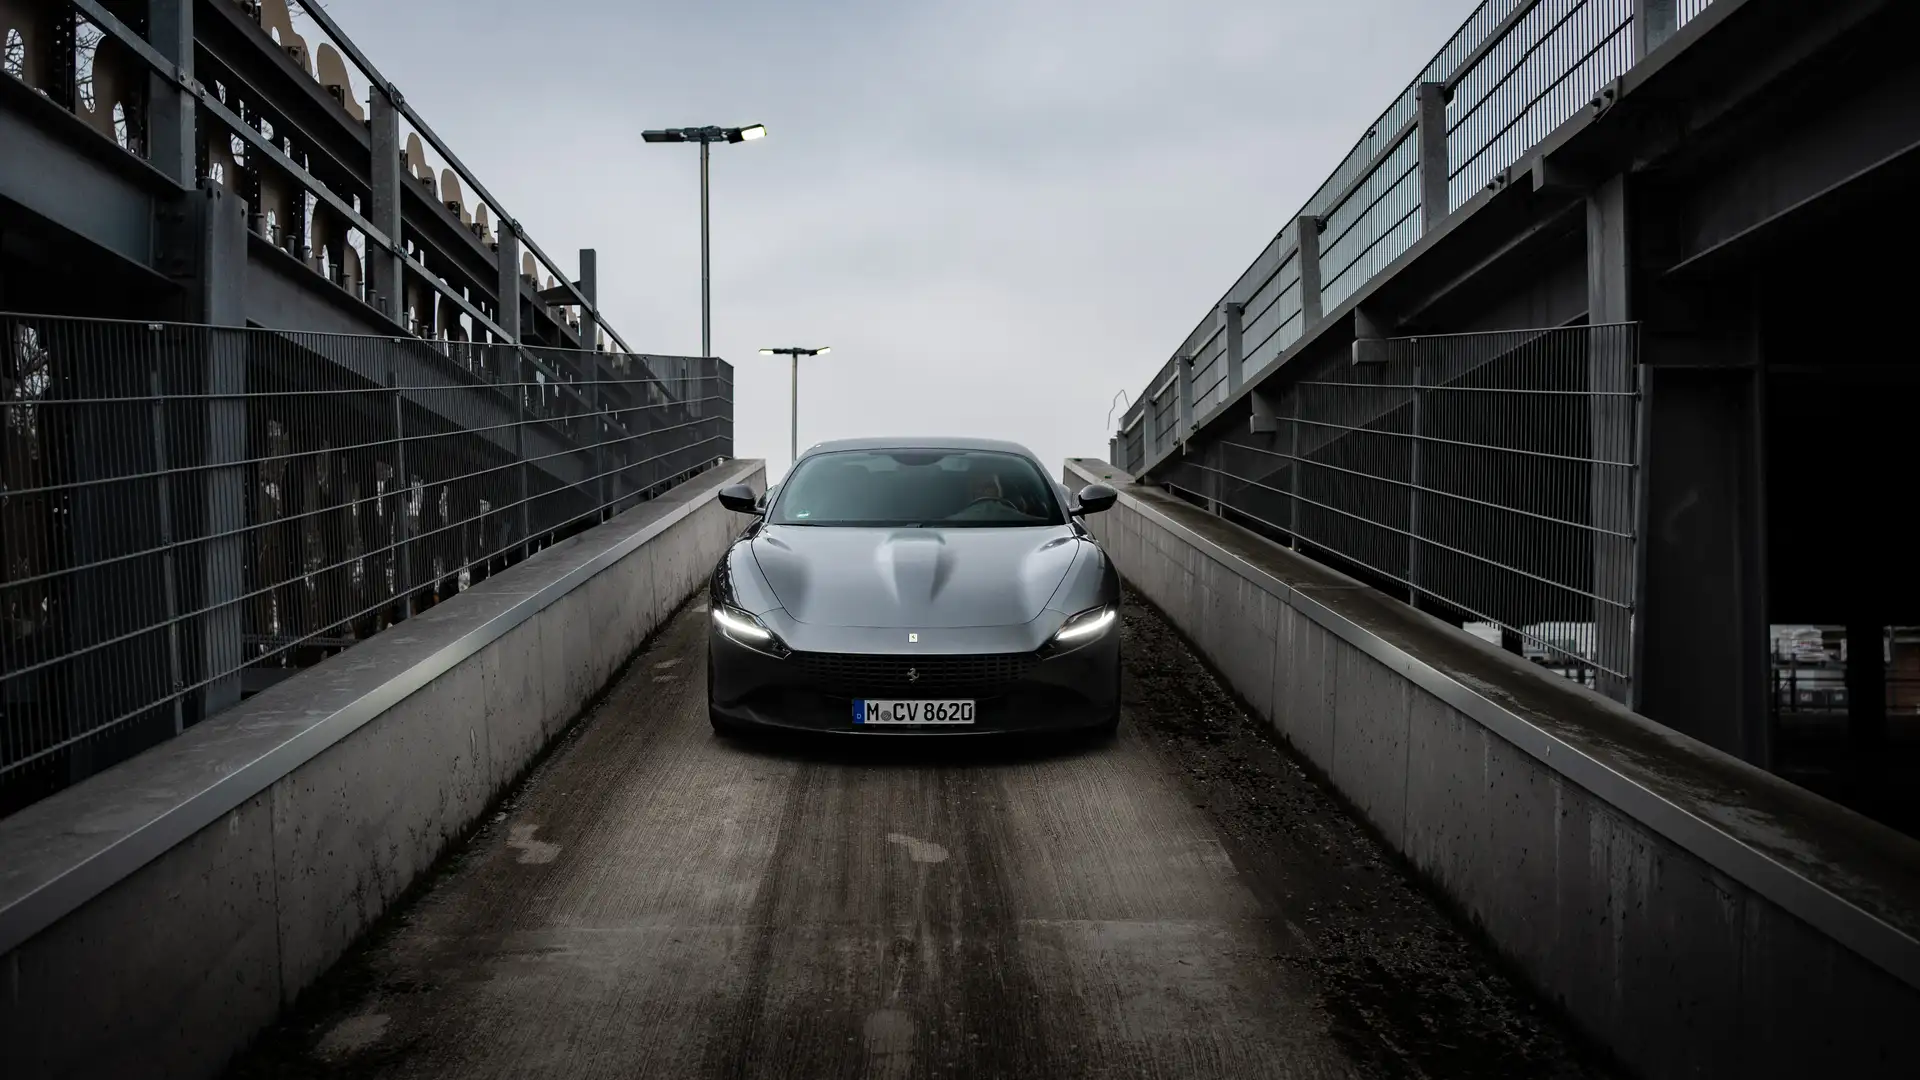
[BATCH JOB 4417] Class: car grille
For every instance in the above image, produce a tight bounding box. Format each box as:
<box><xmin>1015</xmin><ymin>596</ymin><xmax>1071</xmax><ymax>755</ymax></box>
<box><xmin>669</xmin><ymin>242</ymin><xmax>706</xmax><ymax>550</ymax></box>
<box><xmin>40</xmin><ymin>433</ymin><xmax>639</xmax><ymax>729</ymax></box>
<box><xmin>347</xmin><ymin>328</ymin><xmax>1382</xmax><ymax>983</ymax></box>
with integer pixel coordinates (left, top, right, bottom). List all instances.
<box><xmin>787</xmin><ymin>651</ymin><xmax>1040</xmax><ymax>696</ymax></box>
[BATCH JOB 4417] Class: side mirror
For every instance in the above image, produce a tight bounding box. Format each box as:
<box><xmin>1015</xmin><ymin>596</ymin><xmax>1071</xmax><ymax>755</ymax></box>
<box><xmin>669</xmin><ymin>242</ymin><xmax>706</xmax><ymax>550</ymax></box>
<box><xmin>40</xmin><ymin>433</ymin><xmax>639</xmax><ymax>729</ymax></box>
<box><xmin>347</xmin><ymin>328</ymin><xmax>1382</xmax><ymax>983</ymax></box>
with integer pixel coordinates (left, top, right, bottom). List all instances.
<box><xmin>718</xmin><ymin>484</ymin><xmax>762</xmax><ymax>515</ymax></box>
<box><xmin>1073</xmin><ymin>483</ymin><xmax>1117</xmax><ymax>516</ymax></box>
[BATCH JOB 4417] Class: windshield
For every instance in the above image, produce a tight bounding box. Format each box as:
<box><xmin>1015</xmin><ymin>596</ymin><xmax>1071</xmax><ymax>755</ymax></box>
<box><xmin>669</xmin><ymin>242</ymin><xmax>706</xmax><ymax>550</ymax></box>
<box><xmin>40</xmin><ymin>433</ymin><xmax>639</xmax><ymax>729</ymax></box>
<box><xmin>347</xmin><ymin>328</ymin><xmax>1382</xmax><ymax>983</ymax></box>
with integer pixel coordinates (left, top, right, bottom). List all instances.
<box><xmin>769</xmin><ymin>449</ymin><xmax>1065</xmax><ymax>527</ymax></box>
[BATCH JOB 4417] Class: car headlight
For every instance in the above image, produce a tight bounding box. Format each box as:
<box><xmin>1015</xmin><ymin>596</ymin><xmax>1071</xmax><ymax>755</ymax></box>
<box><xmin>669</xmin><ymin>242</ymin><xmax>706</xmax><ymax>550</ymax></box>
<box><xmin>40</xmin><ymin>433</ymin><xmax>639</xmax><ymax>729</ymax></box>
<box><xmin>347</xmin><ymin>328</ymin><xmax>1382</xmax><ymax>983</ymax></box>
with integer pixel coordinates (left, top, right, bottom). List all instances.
<box><xmin>712</xmin><ymin>604</ymin><xmax>789</xmax><ymax>657</ymax></box>
<box><xmin>1050</xmin><ymin>605</ymin><xmax>1117</xmax><ymax>646</ymax></box>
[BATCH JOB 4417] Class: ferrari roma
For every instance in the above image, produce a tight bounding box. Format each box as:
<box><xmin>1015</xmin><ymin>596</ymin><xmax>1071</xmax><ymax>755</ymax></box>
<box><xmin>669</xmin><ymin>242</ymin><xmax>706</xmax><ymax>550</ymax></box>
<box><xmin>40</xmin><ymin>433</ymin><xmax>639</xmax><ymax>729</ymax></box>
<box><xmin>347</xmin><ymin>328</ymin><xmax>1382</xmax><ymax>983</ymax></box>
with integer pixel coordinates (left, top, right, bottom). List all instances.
<box><xmin>707</xmin><ymin>437</ymin><xmax>1121</xmax><ymax>736</ymax></box>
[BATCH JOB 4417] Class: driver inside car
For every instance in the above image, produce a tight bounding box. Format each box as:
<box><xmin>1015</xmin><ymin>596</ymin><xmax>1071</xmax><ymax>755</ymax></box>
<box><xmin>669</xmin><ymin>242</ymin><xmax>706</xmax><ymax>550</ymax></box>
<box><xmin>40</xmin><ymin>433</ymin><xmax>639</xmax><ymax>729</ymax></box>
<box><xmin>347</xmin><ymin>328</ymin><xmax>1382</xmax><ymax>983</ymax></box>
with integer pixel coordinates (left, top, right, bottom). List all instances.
<box><xmin>948</xmin><ymin>469</ymin><xmax>1010</xmax><ymax>520</ymax></box>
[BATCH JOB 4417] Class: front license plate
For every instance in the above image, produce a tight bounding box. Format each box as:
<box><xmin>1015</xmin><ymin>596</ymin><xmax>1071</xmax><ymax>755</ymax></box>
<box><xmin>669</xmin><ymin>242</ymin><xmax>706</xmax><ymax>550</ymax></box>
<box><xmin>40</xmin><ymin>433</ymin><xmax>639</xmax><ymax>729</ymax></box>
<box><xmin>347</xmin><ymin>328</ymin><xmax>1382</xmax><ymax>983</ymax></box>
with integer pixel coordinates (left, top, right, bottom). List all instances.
<box><xmin>853</xmin><ymin>699</ymin><xmax>976</xmax><ymax>726</ymax></box>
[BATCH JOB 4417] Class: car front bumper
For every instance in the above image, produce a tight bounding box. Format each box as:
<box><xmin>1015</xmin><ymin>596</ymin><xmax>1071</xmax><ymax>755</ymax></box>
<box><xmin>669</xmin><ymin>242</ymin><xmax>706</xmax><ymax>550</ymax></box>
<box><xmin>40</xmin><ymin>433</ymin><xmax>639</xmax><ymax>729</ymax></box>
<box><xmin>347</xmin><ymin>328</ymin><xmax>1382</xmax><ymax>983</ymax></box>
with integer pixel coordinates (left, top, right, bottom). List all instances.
<box><xmin>708</xmin><ymin>624</ymin><xmax>1120</xmax><ymax>735</ymax></box>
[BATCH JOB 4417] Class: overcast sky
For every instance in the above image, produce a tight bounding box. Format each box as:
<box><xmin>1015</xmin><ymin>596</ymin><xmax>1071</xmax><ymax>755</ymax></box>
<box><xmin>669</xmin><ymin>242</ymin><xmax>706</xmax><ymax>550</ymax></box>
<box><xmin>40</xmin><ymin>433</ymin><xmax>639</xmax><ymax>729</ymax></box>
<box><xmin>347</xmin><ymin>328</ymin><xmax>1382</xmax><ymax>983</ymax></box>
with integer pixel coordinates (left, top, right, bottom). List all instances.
<box><xmin>313</xmin><ymin>0</ymin><xmax>1473</xmax><ymax>481</ymax></box>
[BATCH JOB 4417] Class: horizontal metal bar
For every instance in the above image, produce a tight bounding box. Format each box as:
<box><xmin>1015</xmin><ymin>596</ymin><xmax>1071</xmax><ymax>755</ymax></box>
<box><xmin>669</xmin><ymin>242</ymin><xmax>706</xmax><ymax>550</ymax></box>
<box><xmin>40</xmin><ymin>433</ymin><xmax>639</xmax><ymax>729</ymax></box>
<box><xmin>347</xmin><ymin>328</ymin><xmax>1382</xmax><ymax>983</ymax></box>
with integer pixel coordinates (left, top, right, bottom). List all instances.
<box><xmin>282</xmin><ymin>0</ymin><xmax>392</xmax><ymax>108</ymax></box>
<box><xmin>197</xmin><ymin>94</ymin><xmax>516</xmax><ymax>344</ymax></box>
<box><xmin>0</xmin><ymin>409</ymin><xmax>732</xmax><ymax>689</ymax></box>
<box><xmin>1447</xmin><ymin>15</ymin><xmax>1631</xmax><ymax>183</ymax></box>
<box><xmin>1169</xmin><ymin>464</ymin><xmax>1635</xmax><ymax>617</ymax></box>
<box><xmin>1317</xmin><ymin>114</ymin><xmax>1419</xmax><ymax>232</ymax></box>
<box><xmin>198</xmin><ymin>93</ymin><xmax>390</xmax><ymax>253</ymax></box>
<box><xmin>278</xmin><ymin>2</ymin><xmax>633</xmax><ymax>355</ymax></box>
<box><xmin>70</xmin><ymin>0</ymin><xmax>180</xmax><ymax>84</ymax></box>
<box><xmin>403</xmin><ymin>252</ymin><xmax>509</xmax><ymax>341</ymax></box>
<box><xmin>1225</xmin><ymin>442</ymin><xmax>1637</xmax><ymax>540</ymax></box>
<box><xmin>1442</xmin><ymin>0</ymin><xmax>1550</xmax><ymax>93</ymax></box>
<box><xmin>1293</xmin><ymin>414</ymin><xmax>1636</xmax><ymax>469</ymax></box>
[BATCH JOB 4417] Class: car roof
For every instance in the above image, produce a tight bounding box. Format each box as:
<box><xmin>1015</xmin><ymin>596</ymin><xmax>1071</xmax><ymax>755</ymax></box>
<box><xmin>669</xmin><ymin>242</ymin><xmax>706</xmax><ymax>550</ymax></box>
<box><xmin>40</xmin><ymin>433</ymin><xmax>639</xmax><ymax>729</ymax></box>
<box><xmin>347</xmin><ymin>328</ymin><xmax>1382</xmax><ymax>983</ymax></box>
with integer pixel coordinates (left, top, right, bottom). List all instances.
<box><xmin>798</xmin><ymin>436</ymin><xmax>1041</xmax><ymax>460</ymax></box>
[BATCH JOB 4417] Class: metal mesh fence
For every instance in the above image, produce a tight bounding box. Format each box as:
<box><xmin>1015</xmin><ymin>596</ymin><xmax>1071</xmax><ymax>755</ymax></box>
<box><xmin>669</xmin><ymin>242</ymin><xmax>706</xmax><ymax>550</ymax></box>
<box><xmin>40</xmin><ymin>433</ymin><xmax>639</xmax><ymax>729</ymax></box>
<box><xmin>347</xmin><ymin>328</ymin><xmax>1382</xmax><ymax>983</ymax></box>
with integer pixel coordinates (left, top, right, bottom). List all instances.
<box><xmin>0</xmin><ymin>314</ymin><xmax>731</xmax><ymax>814</ymax></box>
<box><xmin>1152</xmin><ymin>324</ymin><xmax>1640</xmax><ymax>696</ymax></box>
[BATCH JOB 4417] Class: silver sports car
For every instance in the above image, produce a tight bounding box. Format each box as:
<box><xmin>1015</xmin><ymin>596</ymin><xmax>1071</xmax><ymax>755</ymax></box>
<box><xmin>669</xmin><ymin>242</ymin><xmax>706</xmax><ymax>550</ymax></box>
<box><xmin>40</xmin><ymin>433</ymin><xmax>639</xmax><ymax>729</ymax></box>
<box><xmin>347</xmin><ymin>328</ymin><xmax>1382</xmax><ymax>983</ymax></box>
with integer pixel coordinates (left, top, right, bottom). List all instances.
<box><xmin>707</xmin><ymin>437</ymin><xmax>1122</xmax><ymax>736</ymax></box>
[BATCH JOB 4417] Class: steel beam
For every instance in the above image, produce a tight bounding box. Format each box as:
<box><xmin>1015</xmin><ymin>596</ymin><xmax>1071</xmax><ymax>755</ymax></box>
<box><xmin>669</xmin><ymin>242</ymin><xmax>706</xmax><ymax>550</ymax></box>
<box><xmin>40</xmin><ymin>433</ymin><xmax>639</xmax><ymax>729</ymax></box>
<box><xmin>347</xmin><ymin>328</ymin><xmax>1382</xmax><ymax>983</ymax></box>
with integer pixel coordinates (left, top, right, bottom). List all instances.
<box><xmin>495</xmin><ymin>228</ymin><xmax>523</xmax><ymax>343</ymax></box>
<box><xmin>1587</xmin><ymin>177</ymin><xmax>1637</xmax><ymax>709</ymax></box>
<box><xmin>1664</xmin><ymin>52</ymin><xmax>1920</xmax><ymax>277</ymax></box>
<box><xmin>145</xmin><ymin>0</ymin><xmax>195</xmax><ymax>187</ymax></box>
<box><xmin>0</xmin><ymin>101</ymin><xmax>160</xmax><ymax>270</ymax></box>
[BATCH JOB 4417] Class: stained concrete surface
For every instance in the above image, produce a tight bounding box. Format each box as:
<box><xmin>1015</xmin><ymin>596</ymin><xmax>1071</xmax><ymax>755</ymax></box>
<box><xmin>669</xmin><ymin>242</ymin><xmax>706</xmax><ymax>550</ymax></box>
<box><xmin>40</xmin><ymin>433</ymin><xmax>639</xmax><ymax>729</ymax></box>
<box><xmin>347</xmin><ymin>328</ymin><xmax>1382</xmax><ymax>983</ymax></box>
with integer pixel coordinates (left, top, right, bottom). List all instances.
<box><xmin>225</xmin><ymin>588</ymin><xmax>1610</xmax><ymax>1080</ymax></box>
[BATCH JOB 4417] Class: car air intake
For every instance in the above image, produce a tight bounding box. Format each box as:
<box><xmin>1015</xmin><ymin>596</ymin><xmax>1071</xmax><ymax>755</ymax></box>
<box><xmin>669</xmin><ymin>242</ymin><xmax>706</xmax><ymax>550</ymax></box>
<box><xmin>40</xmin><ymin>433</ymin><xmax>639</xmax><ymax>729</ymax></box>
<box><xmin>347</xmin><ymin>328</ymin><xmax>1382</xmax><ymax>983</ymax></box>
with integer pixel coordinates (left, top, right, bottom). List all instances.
<box><xmin>787</xmin><ymin>652</ymin><xmax>1040</xmax><ymax>695</ymax></box>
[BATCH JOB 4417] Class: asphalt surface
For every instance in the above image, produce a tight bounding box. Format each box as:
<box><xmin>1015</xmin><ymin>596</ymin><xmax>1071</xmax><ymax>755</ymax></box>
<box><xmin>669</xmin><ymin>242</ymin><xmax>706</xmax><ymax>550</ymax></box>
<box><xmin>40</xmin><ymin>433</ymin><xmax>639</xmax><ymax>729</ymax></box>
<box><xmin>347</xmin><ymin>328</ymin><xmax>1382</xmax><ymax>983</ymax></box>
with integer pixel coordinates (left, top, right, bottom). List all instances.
<box><xmin>227</xmin><ymin>587</ymin><xmax>1612</xmax><ymax>1080</ymax></box>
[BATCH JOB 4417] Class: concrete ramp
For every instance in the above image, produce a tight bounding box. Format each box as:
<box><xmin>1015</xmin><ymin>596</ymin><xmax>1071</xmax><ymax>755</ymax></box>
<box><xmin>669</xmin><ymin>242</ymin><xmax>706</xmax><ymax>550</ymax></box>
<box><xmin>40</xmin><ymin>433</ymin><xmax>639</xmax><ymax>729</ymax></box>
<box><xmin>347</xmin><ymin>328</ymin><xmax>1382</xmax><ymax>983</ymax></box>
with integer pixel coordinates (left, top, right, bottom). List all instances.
<box><xmin>1065</xmin><ymin>458</ymin><xmax>1920</xmax><ymax>1079</ymax></box>
<box><xmin>0</xmin><ymin>461</ymin><xmax>765</xmax><ymax>1079</ymax></box>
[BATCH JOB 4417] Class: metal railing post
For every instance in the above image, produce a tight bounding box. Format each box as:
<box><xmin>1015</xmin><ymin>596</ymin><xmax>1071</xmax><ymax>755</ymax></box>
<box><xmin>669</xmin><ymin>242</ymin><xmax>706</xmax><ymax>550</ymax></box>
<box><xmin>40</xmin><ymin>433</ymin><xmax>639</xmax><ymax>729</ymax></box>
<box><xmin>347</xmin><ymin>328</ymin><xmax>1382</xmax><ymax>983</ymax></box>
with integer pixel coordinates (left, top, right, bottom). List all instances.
<box><xmin>147</xmin><ymin>0</ymin><xmax>195</xmax><ymax>187</ymax></box>
<box><xmin>388</xmin><ymin>355</ymin><xmax>414</xmax><ymax>619</ymax></box>
<box><xmin>1288</xmin><ymin>387</ymin><xmax>1302</xmax><ymax>548</ymax></box>
<box><xmin>1409</xmin><ymin>350</ymin><xmax>1424</xmax><ymax>602</ymax></box>
<box><xmin>578</xmin><ymin>248</ymin><xmax>606</xmax><ymax>521</ymax></box>
<box><xmin>493</xmin><ymin>227</ymin><xmax>532</xmax><ymax>556</ymax></box>
<box><xmin>148</xmin><ymin>362</ymin><xmax>185</xmax><ymax>736</ymax></box>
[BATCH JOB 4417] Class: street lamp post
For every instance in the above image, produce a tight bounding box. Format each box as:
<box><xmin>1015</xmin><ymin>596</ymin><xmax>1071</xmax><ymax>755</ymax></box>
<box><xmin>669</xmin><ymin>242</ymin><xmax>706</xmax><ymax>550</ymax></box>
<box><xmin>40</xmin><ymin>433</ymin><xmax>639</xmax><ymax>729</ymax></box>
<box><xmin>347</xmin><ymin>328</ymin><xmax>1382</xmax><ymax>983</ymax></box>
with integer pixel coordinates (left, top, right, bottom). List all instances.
<box><xmin>641</xmin><ymin>124</ymin><xmax>767</xmax><ymax>358</ymax></box>
<box><xmin>759</xmin><ymin>347</ymin><xmax>831</xmax><ymax>464</ymax></box>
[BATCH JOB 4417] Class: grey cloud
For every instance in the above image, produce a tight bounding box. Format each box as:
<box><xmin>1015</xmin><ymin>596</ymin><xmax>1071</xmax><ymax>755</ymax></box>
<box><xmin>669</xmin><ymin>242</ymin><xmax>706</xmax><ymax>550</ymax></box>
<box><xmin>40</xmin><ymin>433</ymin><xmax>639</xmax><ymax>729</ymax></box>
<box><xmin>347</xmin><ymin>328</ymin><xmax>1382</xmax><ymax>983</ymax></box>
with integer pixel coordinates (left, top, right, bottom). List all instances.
<box><xmin>321</xmin><ymin>0</ymin><xmax>1477</xmax><ymax>479</ymax></box>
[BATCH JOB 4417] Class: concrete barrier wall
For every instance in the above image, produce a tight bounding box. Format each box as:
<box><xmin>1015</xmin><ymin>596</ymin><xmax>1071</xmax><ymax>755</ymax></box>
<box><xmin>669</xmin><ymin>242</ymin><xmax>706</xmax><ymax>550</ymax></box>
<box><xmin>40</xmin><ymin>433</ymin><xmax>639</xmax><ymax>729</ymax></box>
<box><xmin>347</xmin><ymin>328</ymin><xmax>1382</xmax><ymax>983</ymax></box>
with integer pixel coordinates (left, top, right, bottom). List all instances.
<box><xmin>1066</xmin><ymin>459</ymin><xmax>1920</xmax><ymax>1080</ymax></box>
<box><xmin>0</xmin><ymin>461</ymin><xmax>764</xmax><ymax>1080</ymax></box>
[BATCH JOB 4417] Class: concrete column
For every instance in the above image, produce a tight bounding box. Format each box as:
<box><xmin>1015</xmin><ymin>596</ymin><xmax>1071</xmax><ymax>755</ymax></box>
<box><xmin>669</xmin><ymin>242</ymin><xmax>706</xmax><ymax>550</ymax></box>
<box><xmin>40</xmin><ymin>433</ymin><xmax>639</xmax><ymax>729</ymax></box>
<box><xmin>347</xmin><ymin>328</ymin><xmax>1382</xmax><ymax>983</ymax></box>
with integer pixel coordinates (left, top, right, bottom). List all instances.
<box><xmin>1175</xmin><ymin>354</ymin><xmax>1194</xmax><ymax>447</ymax></box>
<box><xmin>1638</xmin><ymin>357</ymin><xmax>1769</xmax><ymax>765</ymax></box>
<box><xmin>1297</xmin><ymin>216</ymin><xmax>1324</xmax><ymax>328</ymax></box>
<box><xmin>146</xmin><ymin>0</ymin><xmax>194</xmax><ymax>187</ymax></box>
<box><xmin>1621</xmin><ymin>173</ymin><xmax>1771</xmax><ymax>768</ymax></box>
<box><xmin>1250</xmin><ymin>387</ymin><xmax>1281</xmax><ymax>435</ymax></box>
<box><xmin>1351</xmin><ymin>306</ymin><xmax>1388</xmax><ymax>366</ymax></box>
<box><xmin>368</xmin><ymin>88</ymin><xmax>405</xmax><ymax>320</ymax></box>
<box><xmin>1633</xmin><ymin>0</ymin><xmax>1680</xmax><ymax>61</ymax></box>
<box><xmin>1587</xmin><ymin>176</ymin><xmax>1638</xmax><ymax>706</ymax></box>
<box><xmin>1221</xmin><ymin>302</ymin><xmax>1245</xmax><ymax>396</ymax></box>
<box><xmin>1416</xmin><ymin>82</ymin><xmax>1450</xmax><ymax>233</ymax></box>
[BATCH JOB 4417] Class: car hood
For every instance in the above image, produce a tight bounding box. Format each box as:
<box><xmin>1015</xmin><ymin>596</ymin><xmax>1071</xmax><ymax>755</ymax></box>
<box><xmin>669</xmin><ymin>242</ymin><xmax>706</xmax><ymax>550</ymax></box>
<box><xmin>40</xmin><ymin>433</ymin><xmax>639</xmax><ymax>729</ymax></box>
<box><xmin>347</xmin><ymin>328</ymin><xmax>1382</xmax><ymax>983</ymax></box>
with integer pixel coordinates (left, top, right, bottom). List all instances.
<box><xmin>749</xmin><ymin>524</ymin><xmax>1082</xmax><ymax>628</ymax></box>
